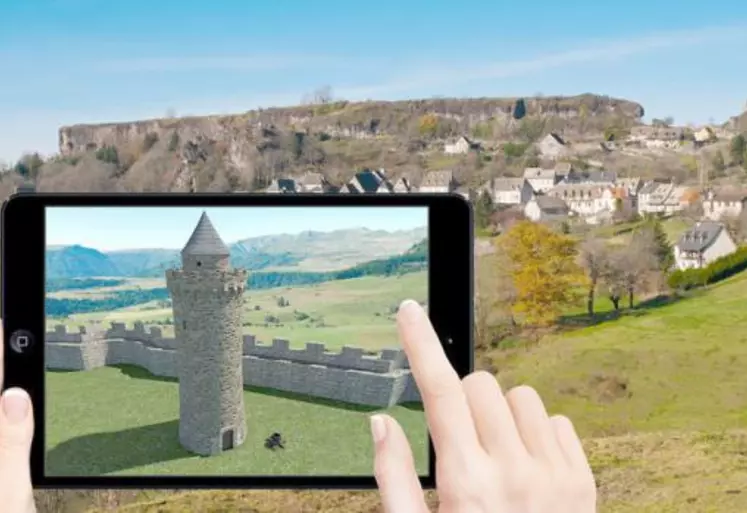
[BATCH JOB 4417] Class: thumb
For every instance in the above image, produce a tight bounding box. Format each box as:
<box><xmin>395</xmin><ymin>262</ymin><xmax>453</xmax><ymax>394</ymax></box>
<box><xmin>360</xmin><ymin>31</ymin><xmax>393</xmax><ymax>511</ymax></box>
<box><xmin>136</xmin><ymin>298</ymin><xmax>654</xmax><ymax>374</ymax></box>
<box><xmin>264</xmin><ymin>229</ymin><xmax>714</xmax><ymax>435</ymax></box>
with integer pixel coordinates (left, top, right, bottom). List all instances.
<box><xmin>370</xmin><ymin>414</ymin><xmax>428</xmax><ymax>513</ymax></box>
<box><xmin>0</xmin><ymin>388</ymin><xmax>36</xmax><ymax>513</ymax></box>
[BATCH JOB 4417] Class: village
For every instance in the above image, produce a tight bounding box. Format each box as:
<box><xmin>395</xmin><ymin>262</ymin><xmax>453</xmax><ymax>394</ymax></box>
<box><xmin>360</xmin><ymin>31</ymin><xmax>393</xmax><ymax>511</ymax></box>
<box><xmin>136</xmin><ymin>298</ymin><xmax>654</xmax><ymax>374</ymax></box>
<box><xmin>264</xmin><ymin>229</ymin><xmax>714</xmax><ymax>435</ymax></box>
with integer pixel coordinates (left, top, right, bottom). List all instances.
<box><xmin>254</xmin><ymin>125</ymin><xmax>747</xmax><ymax>273</ymax></box>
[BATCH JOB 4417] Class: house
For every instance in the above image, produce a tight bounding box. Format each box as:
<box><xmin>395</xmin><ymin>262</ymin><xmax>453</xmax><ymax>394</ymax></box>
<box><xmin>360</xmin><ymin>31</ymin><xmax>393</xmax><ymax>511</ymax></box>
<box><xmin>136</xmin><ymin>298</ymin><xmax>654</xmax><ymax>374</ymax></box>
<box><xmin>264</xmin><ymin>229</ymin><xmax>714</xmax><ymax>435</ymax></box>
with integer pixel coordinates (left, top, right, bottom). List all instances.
<box><xmin>674</xmin><ymin>221</ymin><xmax>737</xmax><ymax>270</ymax></box>
<box><xmin>297</xmin><ymin>172</ymin><xmax>333</xmax><ymax>193</ymax></box>
<box><xmin>265</xmin><ymin>178</ymin><xmax>297</xmax><ymax>193</ymax></box>
<box><xmin>537</xmin><ymin>133</ymin><xmax>569</xmax><ymax>160</ymax></box>
<box><xmin>523</xmin><ymin>167</ymin><xmax>561</xmax><ymax>193</ymax></box>
<box><xmin>444</xmin><ymin>136</ymin><xmax>480</xmax><ymax>155</ymax></box>
<box><xmin>693</xmin><ymin>126</ymin><xmax>716</xmax><ymax>144</ymax></box>
<box><xmin>377</xmin><ymin>176</ymin><xmax>411</xmax><ymax>193</ymax></box>
<box><xmin>702</xmin><ymin>189</ymin><xmax>747</xmax><ymax>221</ymax></box>
<box><xmin>637</xmin><ymin>180</ymin><xmax>689</xmax><ymax>215</ymax></box>
<box><xmin>524</xmin><ymin>196</ymin><xmax>570</xmax><ymax>223</ymax></box>
<box><xmin>390</xmin><ymin>177</ymin><xmax>412</xmax><ymax>193</ymax></box>
<box><xmin>547</xmin><ymin>184</ymin><xmax>630</xmax><ymax>221</ymax></box>
<box><xmin>418</xmin><ymin>170</ymin><xmax>458</xmax><ymax>193</ymax></box>
<box><xmin>482</xmin><ymin>177</ymin><xmax>534</xmax><ymax>206</ymax></box>
<box><xmin>342</xmin><ymin>169</ymin><xmax>387</xmax><ymax>193</ymax></box>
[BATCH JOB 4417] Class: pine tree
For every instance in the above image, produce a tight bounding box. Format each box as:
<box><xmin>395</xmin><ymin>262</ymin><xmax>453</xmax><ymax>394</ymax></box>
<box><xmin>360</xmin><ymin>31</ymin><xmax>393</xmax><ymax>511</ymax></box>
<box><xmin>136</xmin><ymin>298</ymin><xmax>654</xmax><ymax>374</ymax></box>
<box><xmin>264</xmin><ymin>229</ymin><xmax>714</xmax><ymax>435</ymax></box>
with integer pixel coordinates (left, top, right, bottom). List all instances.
<box><xmin>641</xmin><ymin>218</ymin><xmax>674</xmax><ymax>271</ymax></box>
<box><xmin>730</xmin><ymin>134</ymin><xmax>746</xmax><ymax>166</ymax></box>
<box><xmin>512</xmin><ymin>98</ymin><xmax>527</xmax><ymax>120</ymax></box>
<box><xmin>474</xmin><ymin>190</ymin><xmax>494</xmax><ymax>230</ymax></box>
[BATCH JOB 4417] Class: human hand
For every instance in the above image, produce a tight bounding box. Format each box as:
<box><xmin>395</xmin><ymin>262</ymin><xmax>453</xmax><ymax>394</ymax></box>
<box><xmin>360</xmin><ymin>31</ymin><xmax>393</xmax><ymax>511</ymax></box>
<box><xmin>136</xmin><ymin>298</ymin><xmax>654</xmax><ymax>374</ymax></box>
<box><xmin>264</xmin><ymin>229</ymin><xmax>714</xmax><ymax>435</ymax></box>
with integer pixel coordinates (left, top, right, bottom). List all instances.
<box><xmin>0</xmin><ymin>325</ymin><xmax>37</xmax><ymax>513</ymax></box>
<box><xmin>370</xmin><ymin>300</ymin><xmax>596</xmax><ymax>513</ymax></box>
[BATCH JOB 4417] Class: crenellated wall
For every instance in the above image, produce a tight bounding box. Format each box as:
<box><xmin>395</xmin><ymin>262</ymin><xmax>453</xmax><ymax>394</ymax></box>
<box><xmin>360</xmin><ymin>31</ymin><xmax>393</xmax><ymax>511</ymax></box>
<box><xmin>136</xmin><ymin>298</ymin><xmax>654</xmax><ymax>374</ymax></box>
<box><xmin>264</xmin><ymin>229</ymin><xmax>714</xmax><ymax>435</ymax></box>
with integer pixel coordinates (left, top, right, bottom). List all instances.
<box><xmin>45</xmin><ymin>322</ymin><xmax>421</xmax><ymax>407</ymax></box>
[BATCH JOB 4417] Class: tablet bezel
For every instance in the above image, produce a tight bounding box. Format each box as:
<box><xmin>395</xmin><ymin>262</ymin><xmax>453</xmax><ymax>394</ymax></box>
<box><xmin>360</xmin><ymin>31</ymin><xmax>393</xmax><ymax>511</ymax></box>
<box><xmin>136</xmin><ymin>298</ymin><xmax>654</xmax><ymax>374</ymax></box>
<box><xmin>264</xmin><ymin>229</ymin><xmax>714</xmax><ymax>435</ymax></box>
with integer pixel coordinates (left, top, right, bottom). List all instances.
<box><xmin>2</xmin><ymin>192</ymin><xmax>473</xmax><ymax>489</ymax></box>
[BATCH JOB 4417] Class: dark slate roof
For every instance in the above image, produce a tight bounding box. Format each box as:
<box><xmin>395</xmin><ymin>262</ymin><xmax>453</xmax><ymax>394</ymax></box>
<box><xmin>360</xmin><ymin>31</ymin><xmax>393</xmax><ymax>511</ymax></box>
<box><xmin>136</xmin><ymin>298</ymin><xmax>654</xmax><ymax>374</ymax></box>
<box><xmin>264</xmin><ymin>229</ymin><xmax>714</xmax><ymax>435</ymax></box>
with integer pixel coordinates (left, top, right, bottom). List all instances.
<box><xmin>352</xmin><ymin>170</ymin><xmax>385</xmax><ymax>192</ymax></box>
<box><xmin>182</xmin><ymin>212</ymin><xmax>230</xmax><ymax>256</ymax></box>
<box><xmin>267</xmin><ymin>178</ymin><xmax>297</xmax><ymax>192</ymax></box>
<box><xmin>676</xmin><ymin>221</ymin><xmax>724</xmax><ymax>252</ymax></box>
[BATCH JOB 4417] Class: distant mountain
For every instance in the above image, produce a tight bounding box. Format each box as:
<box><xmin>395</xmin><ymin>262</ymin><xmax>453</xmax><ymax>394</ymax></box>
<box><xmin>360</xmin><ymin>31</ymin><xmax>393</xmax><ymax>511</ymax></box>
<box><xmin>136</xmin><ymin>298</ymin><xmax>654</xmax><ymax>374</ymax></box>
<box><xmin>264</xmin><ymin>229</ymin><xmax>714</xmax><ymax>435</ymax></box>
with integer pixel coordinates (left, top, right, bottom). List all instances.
<box><xmin>46</xmin><ymin>245</ymin><xmax>120</xmax><ymax>279</ymax></box>
<box><xmin>45</xmin><ymin>227</ymin><xmax>427</xmax><ymax>279</ymax></box>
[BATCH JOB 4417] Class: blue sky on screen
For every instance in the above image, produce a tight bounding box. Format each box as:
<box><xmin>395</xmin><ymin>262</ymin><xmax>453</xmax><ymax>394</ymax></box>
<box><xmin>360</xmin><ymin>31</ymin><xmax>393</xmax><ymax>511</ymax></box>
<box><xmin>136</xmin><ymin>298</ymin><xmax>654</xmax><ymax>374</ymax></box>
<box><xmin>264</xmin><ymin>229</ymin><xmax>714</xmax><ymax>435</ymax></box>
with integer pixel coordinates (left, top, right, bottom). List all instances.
<box><xmin>45</xmin><ymin>206</ymin><xmax>428</xmax><ymax>250</ymax></box>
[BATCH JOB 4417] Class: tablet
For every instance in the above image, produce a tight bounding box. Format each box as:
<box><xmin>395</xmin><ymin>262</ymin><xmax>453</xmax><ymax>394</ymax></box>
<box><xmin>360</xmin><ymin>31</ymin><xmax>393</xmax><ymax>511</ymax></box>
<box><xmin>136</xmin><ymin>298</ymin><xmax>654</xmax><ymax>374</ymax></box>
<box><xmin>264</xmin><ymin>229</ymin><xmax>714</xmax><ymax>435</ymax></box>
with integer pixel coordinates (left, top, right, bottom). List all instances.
<box><xmin>2</xmin><ymin>192</ymin><xmax>473</xmax><ymax>488</ymax></box>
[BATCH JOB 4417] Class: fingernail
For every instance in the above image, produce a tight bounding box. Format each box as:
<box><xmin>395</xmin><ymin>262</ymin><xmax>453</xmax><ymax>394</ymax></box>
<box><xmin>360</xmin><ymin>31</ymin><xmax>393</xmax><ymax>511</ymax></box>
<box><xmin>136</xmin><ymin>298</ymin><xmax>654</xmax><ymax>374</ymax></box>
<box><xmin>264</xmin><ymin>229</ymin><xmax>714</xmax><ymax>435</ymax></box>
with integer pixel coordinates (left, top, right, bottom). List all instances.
<box><xmin>399</xmin><ymin>299</ymin><xmax>420</xmax><ymax>313</ymax></box>
<box><xmin>370</xmin><ymin>415</ymin><xmax>387</xmax><ymax>444</ymax></box>
<box><xmin>2</xmin><ymin>388</ymin><xmax>30</xmax><ymax>424</ymax></box>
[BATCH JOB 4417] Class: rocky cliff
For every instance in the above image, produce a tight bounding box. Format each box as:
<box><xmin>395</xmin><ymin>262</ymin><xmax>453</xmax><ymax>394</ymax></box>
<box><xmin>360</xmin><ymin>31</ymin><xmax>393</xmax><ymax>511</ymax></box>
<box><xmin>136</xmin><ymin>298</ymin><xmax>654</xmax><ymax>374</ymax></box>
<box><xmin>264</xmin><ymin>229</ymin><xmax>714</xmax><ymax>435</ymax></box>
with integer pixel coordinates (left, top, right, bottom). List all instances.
<box><xmin>59</xmin><ymin>94</ymin><xmax>644</xmax><ymax>155</ymax></box>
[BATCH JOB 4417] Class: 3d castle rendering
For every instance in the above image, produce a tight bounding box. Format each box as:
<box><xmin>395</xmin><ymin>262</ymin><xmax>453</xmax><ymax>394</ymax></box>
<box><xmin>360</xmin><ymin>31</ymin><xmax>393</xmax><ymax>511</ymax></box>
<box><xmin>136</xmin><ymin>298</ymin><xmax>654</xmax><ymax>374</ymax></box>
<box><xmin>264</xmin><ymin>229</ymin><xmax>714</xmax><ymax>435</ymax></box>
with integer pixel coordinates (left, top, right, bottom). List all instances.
<box><xmin>45</xmin><ymin>213</ymin><xmax>421</xmax><ymax>456</ymax></box>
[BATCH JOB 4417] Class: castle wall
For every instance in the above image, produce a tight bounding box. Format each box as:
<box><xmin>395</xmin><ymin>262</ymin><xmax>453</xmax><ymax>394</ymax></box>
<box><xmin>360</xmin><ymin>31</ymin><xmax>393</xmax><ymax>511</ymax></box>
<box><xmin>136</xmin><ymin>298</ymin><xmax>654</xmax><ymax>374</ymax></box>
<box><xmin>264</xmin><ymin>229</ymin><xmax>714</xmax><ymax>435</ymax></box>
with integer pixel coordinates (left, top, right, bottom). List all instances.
<box><xmin>45</xmin><ymin>323</ymin><xmax>422</xmax><ymax>407</ymax></box>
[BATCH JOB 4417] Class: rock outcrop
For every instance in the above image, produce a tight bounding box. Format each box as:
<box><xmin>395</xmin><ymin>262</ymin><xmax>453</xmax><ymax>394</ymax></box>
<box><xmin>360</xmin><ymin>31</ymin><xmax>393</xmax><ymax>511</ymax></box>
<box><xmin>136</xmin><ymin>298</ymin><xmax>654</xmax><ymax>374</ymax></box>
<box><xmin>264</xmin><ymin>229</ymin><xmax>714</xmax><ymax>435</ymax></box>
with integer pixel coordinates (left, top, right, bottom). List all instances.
<box><xmin>59</xmin><ymin>94</ymin><xmax>644</xmax><ymax>155</ymax></box>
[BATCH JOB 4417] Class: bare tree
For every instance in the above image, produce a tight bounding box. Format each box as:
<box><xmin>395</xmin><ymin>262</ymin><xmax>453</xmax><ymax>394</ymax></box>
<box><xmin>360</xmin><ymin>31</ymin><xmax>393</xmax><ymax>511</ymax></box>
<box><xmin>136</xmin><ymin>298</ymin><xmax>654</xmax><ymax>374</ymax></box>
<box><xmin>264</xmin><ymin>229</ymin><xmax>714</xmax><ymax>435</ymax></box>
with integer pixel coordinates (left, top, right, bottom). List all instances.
<box><xmin>721</xmin><ymin>213</ymin><xmax>747</xmax><ymax>244</ymax></box>
<box><xmin>603</xmin><ymin>232</ymin><xmax>659</xmax><ymax>309</ymax></box>
<box><xmin>302</xmin><ymin>85</ymin><xmax>334</xmax><ymax>105</ymax></box>
<box><xmin>579</xmin><ymin>237</ymin><xmax>609</xmax><ymax>316</ymax></box>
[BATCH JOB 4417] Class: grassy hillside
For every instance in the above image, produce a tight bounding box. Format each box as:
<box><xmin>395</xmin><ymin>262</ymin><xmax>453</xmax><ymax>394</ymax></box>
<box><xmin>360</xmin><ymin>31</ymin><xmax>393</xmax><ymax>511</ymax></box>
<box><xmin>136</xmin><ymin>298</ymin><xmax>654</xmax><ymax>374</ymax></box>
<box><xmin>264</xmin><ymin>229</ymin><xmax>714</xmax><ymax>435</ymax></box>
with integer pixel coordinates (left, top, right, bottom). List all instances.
<box><xmin>70</xmin><ymin>269</ymin><xmax>747</xmax><ymax>513</ymax></box>
<box><xmin>492</xmin><ymin>271</ymin><xmax>747</xmax><ymax>512</ymax></box>
<box><xmin>47</xmin><ymin>271</ymin><xmax>428</xmax><ymax>351</ymax></box>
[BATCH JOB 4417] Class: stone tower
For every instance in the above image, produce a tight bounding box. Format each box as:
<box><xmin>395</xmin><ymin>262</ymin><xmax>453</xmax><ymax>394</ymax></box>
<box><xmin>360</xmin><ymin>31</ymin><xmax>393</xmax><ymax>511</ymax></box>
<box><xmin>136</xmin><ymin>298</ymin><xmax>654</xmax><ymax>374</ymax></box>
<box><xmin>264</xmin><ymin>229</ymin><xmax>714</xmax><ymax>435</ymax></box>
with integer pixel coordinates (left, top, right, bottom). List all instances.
<box><xmin>165</xmin><ymin>212</ymin><xmax>248</xmax><ymax>456</ymax></box>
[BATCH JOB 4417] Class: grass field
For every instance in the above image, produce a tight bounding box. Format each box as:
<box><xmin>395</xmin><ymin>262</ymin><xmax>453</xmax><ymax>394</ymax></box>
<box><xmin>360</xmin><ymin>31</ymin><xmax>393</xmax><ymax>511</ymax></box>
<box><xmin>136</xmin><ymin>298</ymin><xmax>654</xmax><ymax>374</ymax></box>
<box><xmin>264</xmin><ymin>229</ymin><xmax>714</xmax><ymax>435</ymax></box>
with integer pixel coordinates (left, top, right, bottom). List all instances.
<box><xmin>47</xmin><ymin>272</ymin><xmax>428</xmax><ymax>351</ymax></box>
<box><xmin>44</xmin><ymin>271</ymin><xmax>429</xmax><ymax>479</ymax></box>
<box><xmin>46</xmin><ymin>365</ymin><xmax>428</xmax><ymax>477</ymax></box>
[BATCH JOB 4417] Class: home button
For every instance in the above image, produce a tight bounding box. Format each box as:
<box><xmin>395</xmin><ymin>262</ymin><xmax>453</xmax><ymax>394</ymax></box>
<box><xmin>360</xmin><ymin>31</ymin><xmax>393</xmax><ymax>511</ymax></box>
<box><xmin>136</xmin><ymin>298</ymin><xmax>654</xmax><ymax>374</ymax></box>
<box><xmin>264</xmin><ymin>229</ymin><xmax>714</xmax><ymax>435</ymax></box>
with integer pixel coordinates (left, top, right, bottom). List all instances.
<box><xmin>9</xmin><ymin>330</ymin><xmax>35</xmax><ymax>354</ymax></box>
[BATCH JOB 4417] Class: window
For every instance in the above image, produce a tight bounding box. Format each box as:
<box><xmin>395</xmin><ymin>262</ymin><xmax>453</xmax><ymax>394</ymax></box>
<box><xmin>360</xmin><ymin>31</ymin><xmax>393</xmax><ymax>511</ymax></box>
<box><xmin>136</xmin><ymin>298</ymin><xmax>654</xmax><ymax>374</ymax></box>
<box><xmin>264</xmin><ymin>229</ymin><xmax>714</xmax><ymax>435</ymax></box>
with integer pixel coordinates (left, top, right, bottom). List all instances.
<box><xmin>182</xmin><ymin>321</ymin><xmax>187</xmax><ymax>330</ymax></box>
<box><xmin>196</xmin><ymin>261</ymin><xmax>202</xmax><ymax>267</ymax></box>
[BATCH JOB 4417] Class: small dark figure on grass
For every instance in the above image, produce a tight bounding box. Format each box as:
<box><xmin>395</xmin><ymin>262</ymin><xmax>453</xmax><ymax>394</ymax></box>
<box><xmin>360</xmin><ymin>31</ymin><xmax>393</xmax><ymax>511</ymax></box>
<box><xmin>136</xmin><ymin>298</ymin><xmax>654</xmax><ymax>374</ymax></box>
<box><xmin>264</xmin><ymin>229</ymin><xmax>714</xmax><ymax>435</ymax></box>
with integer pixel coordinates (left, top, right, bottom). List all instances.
<box><xmin>265</xmin><ymin>432</ymin><xmax>285</xmax><ymax>450</ymax></box>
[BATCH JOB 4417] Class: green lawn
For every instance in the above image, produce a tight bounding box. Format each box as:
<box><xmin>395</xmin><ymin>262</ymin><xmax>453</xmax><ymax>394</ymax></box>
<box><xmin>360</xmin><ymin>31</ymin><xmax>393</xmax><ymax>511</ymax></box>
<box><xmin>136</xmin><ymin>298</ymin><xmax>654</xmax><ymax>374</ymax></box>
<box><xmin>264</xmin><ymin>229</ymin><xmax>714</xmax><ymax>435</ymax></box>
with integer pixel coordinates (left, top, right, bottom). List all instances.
<box><xmin>491</xmin><ymin>271</ymin><xmax>747</xmax><ymax>512</ymax></box>
<box><xmin>45</xmin><ymin>366</ymin><xmax>427</xmax><ymax>477</ymax></box>
<box><xmin>47</xmin><ymin>272</ymin><xmax>428</xmax><ymax>351</ymax></box>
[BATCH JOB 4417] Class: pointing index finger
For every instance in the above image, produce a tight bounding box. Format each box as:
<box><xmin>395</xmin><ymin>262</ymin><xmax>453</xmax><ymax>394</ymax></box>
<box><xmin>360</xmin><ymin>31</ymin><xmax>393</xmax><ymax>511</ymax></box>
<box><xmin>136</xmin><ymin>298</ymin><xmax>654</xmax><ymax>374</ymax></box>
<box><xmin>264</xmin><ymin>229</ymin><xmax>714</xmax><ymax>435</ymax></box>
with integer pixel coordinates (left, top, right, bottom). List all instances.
<box><xmin>397</xmin><ymin>300</ymin><xmax>481</xmax><ymax>459</ymax></box>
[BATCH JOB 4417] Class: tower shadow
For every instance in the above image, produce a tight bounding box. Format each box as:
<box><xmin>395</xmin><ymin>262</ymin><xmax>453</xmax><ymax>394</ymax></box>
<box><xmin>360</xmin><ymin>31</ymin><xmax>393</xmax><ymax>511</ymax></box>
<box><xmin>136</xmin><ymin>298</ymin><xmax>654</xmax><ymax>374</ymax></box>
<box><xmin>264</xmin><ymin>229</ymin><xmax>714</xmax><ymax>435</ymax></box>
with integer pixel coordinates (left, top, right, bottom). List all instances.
<box><xmin>46</xmin><ymin>420</ymin><xmax>189</xmax><ymax>476</ymax></box>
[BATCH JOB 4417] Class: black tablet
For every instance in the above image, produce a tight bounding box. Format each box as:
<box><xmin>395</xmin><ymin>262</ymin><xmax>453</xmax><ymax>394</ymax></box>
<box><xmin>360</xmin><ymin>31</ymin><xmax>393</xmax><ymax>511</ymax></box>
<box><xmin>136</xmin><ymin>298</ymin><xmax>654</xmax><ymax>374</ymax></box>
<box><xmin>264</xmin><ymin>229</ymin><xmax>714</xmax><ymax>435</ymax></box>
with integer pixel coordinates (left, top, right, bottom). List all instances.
<box><xmin>1</xmin><ymin>193</ymin><xmax>473</xmax><ymax>489</ymax></box>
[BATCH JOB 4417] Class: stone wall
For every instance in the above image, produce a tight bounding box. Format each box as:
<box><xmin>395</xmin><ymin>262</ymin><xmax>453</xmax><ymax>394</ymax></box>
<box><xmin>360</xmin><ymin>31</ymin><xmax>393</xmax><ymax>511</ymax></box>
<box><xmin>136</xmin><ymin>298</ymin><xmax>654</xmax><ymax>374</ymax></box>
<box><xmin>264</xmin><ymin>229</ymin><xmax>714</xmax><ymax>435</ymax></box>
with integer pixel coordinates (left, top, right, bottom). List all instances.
<box><xmin>45</xmin><ymin>322</ymin><xmax>422</xmax><ymax>407</ymax></box>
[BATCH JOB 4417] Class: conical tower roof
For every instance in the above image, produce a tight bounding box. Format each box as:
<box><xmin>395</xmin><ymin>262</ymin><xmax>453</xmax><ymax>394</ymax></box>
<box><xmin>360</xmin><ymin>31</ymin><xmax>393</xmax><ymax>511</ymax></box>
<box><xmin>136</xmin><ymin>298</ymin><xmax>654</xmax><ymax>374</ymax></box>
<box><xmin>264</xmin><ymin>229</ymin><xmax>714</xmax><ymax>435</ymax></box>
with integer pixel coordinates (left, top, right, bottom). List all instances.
<box><xmin>182</xmin><ymin>212</ymin><xmax>230</xmax><ymax>256</ymax></box>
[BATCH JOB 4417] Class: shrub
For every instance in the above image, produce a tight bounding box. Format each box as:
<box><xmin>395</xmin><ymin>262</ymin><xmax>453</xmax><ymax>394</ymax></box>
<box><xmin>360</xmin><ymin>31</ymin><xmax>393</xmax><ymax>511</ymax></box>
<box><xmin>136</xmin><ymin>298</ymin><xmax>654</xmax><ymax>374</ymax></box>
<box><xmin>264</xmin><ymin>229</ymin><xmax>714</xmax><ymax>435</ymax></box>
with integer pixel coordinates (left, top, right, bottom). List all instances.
<box><xmin>502</xmin><ymin>142</ymin><xmax>529</xmax><ymax>158</ymax></box>
<box><xmin>667</xmin><ymin>246</ymin><xmax>747</xmax><ymax>290</ymax></box>
<box><xmin>142</xmin><ymin>132</ymin><xmax>159</xmax><ymax>152</ymax></box>
<box><xmin>95</xmin><ymin>145</ymin><xmax>119</xmax><ymax>165</ymax></box>
<box><xmin>167</xmin><ymin>131</ymin><xmax>180</xmax><ymax>152</ymax></box>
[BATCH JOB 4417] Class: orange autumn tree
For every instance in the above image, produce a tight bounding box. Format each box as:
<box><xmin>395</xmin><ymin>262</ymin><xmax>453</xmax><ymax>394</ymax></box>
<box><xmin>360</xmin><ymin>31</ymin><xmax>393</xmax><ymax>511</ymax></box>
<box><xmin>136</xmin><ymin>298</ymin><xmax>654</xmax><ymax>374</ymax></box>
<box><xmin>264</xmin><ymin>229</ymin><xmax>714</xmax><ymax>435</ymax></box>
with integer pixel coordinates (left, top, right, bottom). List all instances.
<box><xmin>500</xmin><ymin>220</ymin><xmax>587</xmax><ymax>327</ymax></box>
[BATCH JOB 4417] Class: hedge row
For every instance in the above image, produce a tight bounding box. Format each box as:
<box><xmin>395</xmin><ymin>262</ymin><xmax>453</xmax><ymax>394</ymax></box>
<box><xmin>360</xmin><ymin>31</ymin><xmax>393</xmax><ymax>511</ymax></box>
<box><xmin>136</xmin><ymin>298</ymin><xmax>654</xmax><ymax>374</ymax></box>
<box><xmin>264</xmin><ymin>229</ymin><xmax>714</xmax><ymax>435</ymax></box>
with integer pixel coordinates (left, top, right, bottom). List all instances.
<box><xmin>668</xmin><ymin>246</ymin><xmax>747</xmax><ymax>290</ymax></box>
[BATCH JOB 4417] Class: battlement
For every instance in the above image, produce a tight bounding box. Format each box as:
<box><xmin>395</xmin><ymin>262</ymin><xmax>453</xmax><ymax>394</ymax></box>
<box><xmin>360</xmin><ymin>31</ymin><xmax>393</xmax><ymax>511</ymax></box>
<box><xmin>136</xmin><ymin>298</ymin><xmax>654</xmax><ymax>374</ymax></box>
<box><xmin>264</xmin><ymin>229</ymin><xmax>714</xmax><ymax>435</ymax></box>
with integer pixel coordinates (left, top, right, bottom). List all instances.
<box><xmin>45</xmin><ymin>322</ymin><xmax>420</xmax><ymax>407</ymax></box>
<box><xmin>46</xmin><ymin>323</ymin><xmax>410</xmax><ymax>371</ymax></box>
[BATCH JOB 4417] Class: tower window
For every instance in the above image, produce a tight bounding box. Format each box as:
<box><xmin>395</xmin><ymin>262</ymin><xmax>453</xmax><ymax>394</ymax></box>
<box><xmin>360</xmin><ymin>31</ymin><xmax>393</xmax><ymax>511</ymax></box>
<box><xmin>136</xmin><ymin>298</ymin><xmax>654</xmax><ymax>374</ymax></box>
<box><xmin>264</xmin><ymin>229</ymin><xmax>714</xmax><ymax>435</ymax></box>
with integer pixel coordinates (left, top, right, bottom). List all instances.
<box><xmin>182</xmin><ymin>321</ymin><xmax>187</xmax><ymax>330</ymax></box>
<box><xmin>196</xmin><ymin>261</ymin><xmax>202</xmax><ymax>267</ymax></box>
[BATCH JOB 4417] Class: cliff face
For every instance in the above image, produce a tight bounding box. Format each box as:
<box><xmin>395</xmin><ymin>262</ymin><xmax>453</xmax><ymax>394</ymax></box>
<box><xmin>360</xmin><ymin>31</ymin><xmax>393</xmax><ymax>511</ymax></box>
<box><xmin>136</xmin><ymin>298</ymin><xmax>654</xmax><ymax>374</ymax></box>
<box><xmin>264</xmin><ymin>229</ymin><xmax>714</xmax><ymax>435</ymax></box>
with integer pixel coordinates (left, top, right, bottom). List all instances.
<box><xmin>59</xmin><ymin>94</ymin><xmax>644</xmax><ymax>155</ymax></box>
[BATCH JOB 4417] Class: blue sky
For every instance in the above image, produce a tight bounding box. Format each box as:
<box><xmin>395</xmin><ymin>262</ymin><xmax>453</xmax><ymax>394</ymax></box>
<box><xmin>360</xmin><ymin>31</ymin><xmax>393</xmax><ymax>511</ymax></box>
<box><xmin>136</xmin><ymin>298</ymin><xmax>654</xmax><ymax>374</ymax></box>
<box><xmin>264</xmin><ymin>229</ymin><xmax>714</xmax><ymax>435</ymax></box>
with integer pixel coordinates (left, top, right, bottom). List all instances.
<box><xmin>2</xmin><ymin>0</ymin><xmax>747</xmax><ymax>163</ymax></box>
<box><xmin>45</xmin><ymin>206</ymin><xmax>428</xmax><ymax>250</ymax></box>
